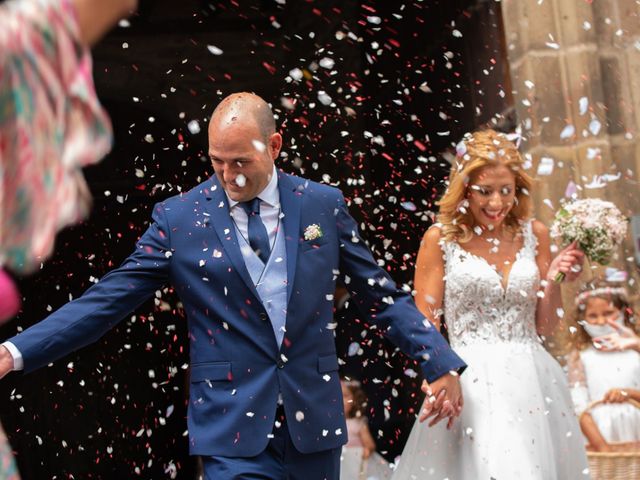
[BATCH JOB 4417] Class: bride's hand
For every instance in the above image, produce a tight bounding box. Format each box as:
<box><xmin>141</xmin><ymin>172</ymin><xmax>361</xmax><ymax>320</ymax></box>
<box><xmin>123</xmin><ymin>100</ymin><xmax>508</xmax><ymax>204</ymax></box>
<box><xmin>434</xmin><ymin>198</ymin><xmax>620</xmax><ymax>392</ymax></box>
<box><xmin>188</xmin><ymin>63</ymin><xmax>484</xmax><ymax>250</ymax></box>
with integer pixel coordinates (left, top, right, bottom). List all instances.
<box><xmin>547</xmin><ymin>241</ymin><xmax>584</xmax><ymax>282</ymax></box>
<box><xmin>419</xmin><ymin>372</ymin><xmax>463</xmax><ymax>429</ymax></box>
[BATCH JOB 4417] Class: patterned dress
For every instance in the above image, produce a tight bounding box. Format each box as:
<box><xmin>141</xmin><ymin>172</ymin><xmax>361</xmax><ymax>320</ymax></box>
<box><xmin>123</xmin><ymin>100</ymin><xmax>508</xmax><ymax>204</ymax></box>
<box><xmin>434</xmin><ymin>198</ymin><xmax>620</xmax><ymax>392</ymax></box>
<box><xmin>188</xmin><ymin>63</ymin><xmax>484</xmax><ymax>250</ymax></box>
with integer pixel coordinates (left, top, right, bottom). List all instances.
<box><xmin>0</xmin><ymin>423</ymin><xmax>19</xmax><ymax>480</ymax></box>
<box><xmin>0</xmin><ymin>0</ymin><xmax>113</xmax><ymax>273</ymax></box>
<box><xmin>0</xmin><ymin>0</ymin><xmax>113</xmax><ymax>477</ymax></box>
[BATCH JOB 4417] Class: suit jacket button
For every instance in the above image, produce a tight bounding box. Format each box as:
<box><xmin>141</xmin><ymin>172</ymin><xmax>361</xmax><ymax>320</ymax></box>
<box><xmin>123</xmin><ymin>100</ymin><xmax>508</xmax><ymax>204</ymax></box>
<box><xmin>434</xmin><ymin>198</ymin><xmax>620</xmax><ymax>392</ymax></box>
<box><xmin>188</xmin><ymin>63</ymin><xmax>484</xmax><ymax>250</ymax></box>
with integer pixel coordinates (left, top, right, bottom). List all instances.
<box><xmin>259</xmin><ymin>312</ymin><xmax>268</xmax><ymax>321</ymax></box>
<box><xmin>277</xmin><ymin>361</ymin><xmax>285</xmax><ymax>369</ymax></box>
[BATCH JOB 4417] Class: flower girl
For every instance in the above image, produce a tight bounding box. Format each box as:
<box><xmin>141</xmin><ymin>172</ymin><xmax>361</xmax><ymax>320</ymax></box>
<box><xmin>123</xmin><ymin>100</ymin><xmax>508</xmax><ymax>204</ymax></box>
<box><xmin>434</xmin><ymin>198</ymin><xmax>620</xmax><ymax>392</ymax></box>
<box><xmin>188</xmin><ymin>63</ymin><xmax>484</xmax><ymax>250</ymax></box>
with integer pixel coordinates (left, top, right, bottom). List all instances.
<box><xmin>340</xmin><ymin>379</ymin><xmax>392</xmax><ymax>480</ymax></box>
<box><xmin>568</xmin><ymin>282</ymin><xmax>640</xmax><ymax>451</ymax></box>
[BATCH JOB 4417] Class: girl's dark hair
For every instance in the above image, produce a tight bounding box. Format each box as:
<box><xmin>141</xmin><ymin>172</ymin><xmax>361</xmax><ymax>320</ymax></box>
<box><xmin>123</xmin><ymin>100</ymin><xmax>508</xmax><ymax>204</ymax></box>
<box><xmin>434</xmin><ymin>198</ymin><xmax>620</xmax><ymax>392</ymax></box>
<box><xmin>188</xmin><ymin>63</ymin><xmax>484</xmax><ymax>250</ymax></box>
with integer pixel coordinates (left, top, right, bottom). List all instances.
<box><xmin>342</xmin><ymin>379</ymin><xmax>368</xmax><ymax>419</ymax></box>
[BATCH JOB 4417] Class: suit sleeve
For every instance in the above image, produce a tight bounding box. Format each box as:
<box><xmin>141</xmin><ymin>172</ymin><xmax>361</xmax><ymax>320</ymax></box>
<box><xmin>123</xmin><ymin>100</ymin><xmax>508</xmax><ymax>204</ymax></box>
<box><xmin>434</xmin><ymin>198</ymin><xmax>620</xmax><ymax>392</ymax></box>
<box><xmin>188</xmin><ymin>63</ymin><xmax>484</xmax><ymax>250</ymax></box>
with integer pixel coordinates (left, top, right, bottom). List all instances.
<box><xmin>334</xmin><ymin>193</ymin><xmax>466</xmax><ymax>382</ymax></box>
<box><xmin>8</xmin><ymin>203</ymin><xmax>172</xmax><ymax>373</ymax></box>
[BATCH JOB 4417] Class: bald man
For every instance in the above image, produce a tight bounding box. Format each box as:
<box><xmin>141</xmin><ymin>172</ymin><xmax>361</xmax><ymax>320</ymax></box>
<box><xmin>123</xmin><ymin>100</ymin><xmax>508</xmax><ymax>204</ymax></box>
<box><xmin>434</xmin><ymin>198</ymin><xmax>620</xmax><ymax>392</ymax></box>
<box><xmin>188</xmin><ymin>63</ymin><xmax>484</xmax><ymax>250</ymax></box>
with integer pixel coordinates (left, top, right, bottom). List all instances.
<box><xmin>0</xmin><ymin>93</ymin><xmax>465</xmax><ymax>479</ymax></box>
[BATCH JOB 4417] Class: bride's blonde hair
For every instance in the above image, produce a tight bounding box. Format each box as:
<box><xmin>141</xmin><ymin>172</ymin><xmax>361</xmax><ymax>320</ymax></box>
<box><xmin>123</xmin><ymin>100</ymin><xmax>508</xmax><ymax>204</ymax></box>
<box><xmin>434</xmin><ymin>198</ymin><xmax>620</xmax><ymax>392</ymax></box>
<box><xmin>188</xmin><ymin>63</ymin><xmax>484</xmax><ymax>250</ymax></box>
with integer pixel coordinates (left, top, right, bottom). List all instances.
<box><xmin>436</xmin><ymin>129</ymin><xmax>533</xmax><ymax>243</ymax></box>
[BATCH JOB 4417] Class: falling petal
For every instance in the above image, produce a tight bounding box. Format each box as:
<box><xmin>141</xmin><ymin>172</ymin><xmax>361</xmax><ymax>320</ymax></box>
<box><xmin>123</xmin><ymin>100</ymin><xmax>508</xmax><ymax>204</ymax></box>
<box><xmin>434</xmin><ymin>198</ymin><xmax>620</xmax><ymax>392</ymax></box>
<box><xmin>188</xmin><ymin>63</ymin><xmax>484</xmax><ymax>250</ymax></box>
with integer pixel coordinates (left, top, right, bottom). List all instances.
<box><xmin>579</xmin><ymin>97</ymin><xmax>588</xmax><ymax>115</ymax></box>
<box><xmin>560</xmin><ymin>125</ymin><xmax>575</xmax><ymax>139</ymax></box>
<box><xmin>207</xmin><ymin>45</ymin><xmax>223</xmax><ymax>55</ymax></box>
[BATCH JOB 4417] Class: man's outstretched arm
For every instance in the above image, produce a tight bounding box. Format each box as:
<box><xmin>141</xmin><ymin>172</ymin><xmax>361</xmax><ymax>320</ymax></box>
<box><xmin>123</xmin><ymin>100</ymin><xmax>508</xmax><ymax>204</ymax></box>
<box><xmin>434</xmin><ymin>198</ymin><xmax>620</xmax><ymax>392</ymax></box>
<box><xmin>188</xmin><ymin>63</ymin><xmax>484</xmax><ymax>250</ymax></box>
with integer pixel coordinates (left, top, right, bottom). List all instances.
<box><xmin>1</xmin><ymin>202</ymin><xmax>172</xmax><ymax>375</ymax></box>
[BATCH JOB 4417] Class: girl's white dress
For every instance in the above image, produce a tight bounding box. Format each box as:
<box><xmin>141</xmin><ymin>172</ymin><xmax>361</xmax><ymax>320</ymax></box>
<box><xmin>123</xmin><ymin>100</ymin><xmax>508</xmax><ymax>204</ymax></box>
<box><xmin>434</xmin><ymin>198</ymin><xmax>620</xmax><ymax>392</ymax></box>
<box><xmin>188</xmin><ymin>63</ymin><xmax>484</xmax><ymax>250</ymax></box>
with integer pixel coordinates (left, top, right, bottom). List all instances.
<box><xmin>341</xmin><ymin>417</ymin><xmax>392</xmax><ymax>480</ymax></box>
<box><xmin>392</xmin><ymin>222</ymin><xmax>589</xmax><ymax>479</ymax></box>
<box><xmin>569</xmin><ymin>345</ymin><xmax>640</xmax><ymax>443</ymax></box>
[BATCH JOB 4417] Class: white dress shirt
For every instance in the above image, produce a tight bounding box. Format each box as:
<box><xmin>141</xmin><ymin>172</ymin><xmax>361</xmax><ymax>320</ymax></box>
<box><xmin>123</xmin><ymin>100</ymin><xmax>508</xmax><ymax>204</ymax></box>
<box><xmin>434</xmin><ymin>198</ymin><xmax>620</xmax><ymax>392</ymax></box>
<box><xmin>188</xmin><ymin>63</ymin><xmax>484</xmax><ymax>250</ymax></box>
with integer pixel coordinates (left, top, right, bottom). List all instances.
<box><xmin>228</xmin><ymin>165</ymin><xmax>280</xmax><ymax>257</ymax></box>
<box><xmin>2</xmin><ymin>166</ymin><xmax>281</xmax><ymax>372</ymax></box>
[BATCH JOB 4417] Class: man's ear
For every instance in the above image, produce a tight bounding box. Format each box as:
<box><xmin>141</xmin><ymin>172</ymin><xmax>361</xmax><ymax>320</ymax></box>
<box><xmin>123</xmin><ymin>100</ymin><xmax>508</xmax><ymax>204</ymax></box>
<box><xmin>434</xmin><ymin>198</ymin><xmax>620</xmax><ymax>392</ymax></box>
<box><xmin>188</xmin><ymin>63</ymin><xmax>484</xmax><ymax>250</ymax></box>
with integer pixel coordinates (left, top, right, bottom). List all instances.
<box><xmin>269</xmin><ymin>133</ymin><xmax>283</xmax><ymax>160</ymax></box>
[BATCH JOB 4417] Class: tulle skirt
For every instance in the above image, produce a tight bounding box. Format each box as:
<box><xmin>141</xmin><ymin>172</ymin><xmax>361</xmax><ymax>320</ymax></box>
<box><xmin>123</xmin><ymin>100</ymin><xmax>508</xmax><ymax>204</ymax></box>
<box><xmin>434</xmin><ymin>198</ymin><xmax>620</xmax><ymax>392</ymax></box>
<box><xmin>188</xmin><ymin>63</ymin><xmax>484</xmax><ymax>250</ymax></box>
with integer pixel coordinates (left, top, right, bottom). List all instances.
<box><xmin>392</xmin><ymin>342</ymin><xmax>590</xmax><ymax>479</ymax></box>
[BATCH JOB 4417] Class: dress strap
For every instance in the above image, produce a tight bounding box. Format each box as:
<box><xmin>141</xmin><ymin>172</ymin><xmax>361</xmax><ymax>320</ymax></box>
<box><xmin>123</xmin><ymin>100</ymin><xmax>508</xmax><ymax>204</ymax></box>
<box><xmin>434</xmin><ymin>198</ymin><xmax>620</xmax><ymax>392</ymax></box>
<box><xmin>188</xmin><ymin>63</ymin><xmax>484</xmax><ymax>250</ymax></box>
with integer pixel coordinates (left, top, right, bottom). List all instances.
<box><xmin>521</xmin><ymin>220</ymin><xmax>537</xmax><ymax>256</ymax></box>
<box><xmin>425</xmin><ymin>224</ymin><xmax>453</xmax><ymax>273</ymax></box>
<box><xmin>440</xmin><ymin>239</ymin><xmax>458</xmax><ymax>276</ymax></box>
<box><xmin>439</xmin><ymin>238</ymin><xmax>452</xmax><ymax>257</ymax></box>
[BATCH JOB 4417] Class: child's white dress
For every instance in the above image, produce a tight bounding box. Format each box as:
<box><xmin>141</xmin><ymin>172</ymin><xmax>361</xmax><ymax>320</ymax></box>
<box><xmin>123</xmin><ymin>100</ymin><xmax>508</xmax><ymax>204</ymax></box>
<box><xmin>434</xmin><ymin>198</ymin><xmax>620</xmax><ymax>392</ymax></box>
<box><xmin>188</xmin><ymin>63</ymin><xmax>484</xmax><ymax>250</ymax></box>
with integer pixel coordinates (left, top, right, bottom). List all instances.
<box><xmin>569</xmin><ymin>346</ymin><xmax>640</xmax><ymax>443</ymax></box>
<box><xmin>340</xmin><ymin>417</ymin><xmax>392</xmax><ymax>480</ymax></box>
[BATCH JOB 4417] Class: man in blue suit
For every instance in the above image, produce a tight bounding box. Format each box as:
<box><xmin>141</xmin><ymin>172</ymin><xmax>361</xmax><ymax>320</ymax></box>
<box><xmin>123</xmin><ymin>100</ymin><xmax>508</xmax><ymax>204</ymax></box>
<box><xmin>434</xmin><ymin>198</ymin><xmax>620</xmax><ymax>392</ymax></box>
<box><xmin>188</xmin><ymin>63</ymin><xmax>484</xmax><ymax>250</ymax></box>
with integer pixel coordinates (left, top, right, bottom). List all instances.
<box><xmin>0</xmin><ymin>92</ymin><xmax>465</xmax><ymax>478</ymax></box>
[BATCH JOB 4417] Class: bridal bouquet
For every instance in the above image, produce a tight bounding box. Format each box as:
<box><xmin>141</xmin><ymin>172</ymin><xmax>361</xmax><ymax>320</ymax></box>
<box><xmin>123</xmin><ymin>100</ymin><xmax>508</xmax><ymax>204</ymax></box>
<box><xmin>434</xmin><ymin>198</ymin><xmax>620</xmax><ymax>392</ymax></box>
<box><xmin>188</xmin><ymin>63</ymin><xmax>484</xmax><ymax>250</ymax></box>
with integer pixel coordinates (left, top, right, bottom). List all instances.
<box><xmin>550</xmin><ymin>198</ymin><xmax>628</xmax><ymax>282</ymax></box>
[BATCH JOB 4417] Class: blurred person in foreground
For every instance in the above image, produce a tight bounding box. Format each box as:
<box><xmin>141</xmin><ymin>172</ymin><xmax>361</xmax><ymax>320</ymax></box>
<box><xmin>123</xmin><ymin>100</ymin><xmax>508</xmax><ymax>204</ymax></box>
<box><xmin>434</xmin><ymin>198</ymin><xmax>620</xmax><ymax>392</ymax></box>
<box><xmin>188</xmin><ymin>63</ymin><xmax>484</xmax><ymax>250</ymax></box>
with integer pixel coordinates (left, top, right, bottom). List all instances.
<box><xmin>0</xmin><ymin>0</ymin><xmax>137</xmax><ymax>477</ymax></box>
<box><xmin>0</xmin><ymin>0</ymin><xmax>137</xmax><ymax>318</ymax></box>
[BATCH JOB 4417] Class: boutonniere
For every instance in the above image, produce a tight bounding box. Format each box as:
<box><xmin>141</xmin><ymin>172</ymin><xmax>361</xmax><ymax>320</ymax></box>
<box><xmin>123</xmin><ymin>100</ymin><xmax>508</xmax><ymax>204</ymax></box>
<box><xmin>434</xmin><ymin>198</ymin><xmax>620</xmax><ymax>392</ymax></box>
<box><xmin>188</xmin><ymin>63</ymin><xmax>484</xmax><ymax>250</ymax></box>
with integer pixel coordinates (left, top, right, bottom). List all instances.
<box><xmin>304</xmin><ymin>223</ymin><xmax>323</xmax><ymax>241</ymax></box>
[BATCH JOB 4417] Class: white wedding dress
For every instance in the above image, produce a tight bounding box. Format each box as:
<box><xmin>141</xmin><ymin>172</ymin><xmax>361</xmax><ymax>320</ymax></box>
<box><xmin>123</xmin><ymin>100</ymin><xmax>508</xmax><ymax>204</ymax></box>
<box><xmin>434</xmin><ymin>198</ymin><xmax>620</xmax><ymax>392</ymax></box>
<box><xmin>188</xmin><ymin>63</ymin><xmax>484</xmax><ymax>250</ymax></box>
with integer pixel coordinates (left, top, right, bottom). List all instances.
<box><xmin>392</xmin><ymin>221</ymin><xmax>590</xmax><ymax>479</ymax></box>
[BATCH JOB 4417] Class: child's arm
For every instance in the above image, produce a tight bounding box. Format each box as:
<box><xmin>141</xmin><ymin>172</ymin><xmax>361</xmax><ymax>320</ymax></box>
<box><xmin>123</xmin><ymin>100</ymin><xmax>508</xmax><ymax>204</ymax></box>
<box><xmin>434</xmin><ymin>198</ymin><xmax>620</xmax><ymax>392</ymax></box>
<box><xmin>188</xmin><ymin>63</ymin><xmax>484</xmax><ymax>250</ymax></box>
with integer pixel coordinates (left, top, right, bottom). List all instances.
<box><xmin>579</xmin><ymin>413</ymin><xmax>611</xmax><ymax>452</ymax></box>
<box><xmin>603</xmin><ymin>388</ymin><xmax>640</xmax><ymax>403</ymax></box>
<box><xmin>359</xmin><ymin>421</ymin><xmax>377</xmax><ymax>459</ymax></box>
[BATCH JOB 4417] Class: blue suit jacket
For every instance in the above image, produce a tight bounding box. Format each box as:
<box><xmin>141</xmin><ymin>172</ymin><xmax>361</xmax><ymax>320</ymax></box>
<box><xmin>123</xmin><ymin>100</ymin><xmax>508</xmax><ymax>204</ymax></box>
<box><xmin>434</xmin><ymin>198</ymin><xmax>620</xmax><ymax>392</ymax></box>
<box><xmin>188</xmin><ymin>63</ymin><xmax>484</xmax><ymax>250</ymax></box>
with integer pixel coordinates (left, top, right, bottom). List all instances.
<box><xmin>9</xmin><ymin>171</ymin><xmax>465</xmax><ymax>456</ymax></box>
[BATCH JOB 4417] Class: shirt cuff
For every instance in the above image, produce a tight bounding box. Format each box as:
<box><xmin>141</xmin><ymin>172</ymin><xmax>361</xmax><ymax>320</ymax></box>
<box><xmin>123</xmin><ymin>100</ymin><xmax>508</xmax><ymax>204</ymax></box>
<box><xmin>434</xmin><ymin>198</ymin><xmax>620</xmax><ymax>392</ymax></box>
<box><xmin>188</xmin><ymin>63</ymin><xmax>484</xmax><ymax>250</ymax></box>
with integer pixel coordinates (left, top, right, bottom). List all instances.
<box><xmin>1</xmin><ymin>341</ymin><xmax>23</xmax><ymax>371</ymax></box>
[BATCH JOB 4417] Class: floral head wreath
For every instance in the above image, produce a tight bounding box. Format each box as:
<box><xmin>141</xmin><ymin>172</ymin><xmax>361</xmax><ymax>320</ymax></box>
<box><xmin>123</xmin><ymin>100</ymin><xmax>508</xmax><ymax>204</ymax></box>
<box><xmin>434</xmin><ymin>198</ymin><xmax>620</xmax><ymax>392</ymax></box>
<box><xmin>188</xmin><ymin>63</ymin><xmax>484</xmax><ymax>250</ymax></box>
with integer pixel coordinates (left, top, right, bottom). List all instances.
<box><xmin>575</xmin><ymin>286</ymin><xmax>629</xmax><ymax>306</ymax></box>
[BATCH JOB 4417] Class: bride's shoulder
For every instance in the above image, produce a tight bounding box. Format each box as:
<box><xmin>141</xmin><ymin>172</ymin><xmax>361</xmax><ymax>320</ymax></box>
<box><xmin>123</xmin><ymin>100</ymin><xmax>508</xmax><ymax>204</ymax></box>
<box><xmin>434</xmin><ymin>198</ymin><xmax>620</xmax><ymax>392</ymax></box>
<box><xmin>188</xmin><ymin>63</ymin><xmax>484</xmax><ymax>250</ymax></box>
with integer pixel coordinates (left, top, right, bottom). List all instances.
<box><xmin>418</xmin><ymin>224</ymin><xmax>448</xmax><ymax>258</ymax></box>
<box><xmin>423</xmin><ymin>223</ymin><xmax>447</xmax><ymax>247</ymax></box>
<box><xmin>417</xmin><ymin>225</ymin><xmax>448</xmax><ymax>270</ymax></box>
<box><xmin>424</xmin><ymin>223</ymin><xmax>442</xmax><ymax>238</ymax></box>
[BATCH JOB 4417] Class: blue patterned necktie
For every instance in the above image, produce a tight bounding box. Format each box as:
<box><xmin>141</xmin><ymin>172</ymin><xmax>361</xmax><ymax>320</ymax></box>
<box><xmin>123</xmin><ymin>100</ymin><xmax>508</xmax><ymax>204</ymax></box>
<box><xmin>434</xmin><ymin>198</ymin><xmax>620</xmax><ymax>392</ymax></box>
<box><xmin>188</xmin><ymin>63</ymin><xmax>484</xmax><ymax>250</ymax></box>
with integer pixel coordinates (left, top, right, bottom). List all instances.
<box><xmin>239</xmin><ymin>198</ymin><xmax>271</xmax><ymax>264</ymax></box>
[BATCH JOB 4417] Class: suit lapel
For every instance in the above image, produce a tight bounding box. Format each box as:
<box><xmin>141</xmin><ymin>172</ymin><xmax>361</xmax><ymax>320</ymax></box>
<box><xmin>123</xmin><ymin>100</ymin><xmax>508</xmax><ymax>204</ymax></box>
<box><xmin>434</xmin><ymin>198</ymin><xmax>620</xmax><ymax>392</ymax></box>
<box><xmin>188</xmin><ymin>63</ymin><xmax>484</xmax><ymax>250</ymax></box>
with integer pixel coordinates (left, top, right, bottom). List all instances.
<box><xmin>203</xmin><ymin>178</ymin><xmax>260</xmax><ymax>299</ymax></box>
<box><xmin>277</xmin><ymin>172</ymin><xmax>302</xmax><ymax>303</ymax></box>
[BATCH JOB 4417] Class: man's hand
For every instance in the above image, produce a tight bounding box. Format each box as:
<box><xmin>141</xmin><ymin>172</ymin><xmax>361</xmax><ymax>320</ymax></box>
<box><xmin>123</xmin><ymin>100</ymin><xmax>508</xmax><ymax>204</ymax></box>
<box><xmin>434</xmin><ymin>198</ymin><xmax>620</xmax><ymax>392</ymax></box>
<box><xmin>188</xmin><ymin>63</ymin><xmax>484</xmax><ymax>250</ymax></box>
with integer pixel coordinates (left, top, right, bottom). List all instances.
<box><xmin>418</xmin><ymin>371</ymin><xmax>463</xmax><ymax>429</ymax></box>
<box><xmin>0</xmin><ymin>345</ymin><xmax>14</xmax><ymax>380</ymax></box>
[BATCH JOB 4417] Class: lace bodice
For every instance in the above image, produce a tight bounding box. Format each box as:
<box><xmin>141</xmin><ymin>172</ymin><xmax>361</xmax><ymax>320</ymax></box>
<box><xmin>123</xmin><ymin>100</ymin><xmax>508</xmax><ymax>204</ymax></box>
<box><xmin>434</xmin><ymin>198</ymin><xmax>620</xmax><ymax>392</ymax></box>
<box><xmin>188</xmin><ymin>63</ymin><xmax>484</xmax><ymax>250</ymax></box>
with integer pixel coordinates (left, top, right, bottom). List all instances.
<box><xmin>442</xmin><ymin>221</ymin><xmax>540</xmax><ymax>348</ymax></box>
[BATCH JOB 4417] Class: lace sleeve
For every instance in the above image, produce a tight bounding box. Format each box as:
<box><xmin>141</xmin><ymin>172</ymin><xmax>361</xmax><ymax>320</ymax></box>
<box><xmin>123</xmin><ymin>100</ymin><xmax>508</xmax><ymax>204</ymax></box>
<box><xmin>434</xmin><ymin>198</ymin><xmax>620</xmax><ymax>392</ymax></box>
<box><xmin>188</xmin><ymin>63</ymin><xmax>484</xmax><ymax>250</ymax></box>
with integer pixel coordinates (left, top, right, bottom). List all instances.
<box><xmin>567</xmin><ymin>349</ymin><xmax>590</xmax><ymax>415</ymax></box>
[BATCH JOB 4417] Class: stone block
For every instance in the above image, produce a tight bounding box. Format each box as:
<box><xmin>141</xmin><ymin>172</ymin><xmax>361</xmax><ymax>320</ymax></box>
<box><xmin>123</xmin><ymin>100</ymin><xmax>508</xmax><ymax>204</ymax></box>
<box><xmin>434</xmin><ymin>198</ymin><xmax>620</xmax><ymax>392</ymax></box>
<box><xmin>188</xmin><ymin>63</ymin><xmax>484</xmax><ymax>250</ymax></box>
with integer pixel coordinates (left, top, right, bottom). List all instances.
<box><xmin>591</xmin><ymin>0</ymin><xmax>617</xmax><ymax>47</ymax></box>
<box><xmin>500</xmin><ymin>0</ymin><xmax>526</xmax><ymax>61</ymax></box>
<box><xmin>509</xmin><ymin>55</ymin><xmax>540</xmax><ymax>137</ymax></box>
<box><xmin>561</xmin><ymin>49</ymin><xmax>608</xmax><ymax>138</ymax></box>
<box><xmin>527</xmin><ymin>145</ymin><xmax>578</xmax><ymax>221</ymax></box>
<box><xmin>600</xmin><ymin>52</ymin><xmax>636</xmax><ymax>135</ymax></box>
<box><xmin>526</xmin><ymin>54</ymin><xmax>572</xmax><ymax>145</ymax></box>
<box><xmin>556</xmin><ymin>0</ymin><xmax>597</xmax><ymax>48</ymax></box>
<box><xmin>574</xmin><ymin>139</ymin><xmax>614</xmax><ymax>180</ymax></box>
<box><xmin>518</xmin><ymin>0</ymin><xmax>558</xmax><ymax>53</ymax></box>
<box><xmin>617</xmin><ymin>0</ymin><xmax>640</xmax><ymax>44</ymax></box>
<box><xmin>624</xmin><ymin>46</ymin><xmax>640</xmax><ymax>135</ymax></box>
<box><xmin>610</xmin><ymin>141</ymin><xmax>640</xmax><ymax>212</ymax></box>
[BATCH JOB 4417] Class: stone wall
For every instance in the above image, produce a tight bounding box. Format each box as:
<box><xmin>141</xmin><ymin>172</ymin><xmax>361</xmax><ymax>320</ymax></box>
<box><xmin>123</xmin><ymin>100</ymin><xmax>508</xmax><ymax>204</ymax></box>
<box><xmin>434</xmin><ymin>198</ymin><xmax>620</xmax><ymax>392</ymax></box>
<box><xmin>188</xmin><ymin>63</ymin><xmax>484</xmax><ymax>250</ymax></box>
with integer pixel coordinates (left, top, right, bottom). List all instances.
<box><xmin>500</xmin><ymin>0</ymin><xmax>640</xmax><ymax>354</ymax></box>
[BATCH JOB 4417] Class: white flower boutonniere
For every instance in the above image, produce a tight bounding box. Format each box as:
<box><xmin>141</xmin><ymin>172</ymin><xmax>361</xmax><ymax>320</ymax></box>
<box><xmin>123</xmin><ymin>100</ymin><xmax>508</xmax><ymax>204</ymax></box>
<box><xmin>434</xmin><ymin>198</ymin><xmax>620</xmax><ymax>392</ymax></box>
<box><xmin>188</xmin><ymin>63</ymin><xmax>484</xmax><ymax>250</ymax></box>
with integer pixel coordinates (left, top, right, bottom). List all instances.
<box><xmin>304</xmin><ymin>223</ymin><xmax>323</xmax><ymax>241</ymax></box>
